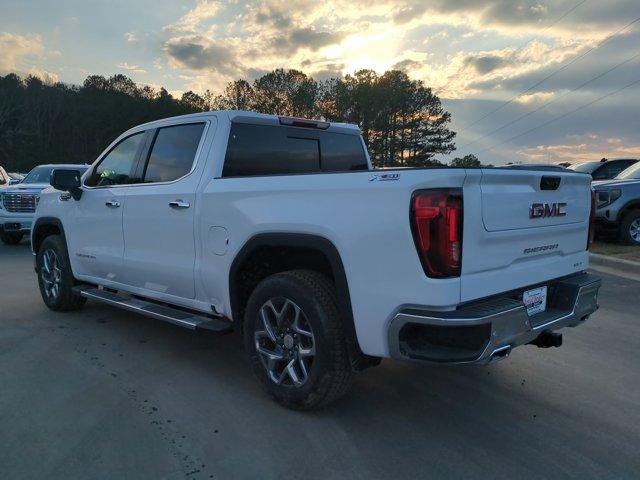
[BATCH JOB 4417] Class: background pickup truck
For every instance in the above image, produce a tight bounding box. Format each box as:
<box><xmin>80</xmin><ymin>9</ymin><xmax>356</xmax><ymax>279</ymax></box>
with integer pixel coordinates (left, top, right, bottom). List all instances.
<box><xmin>31</xmin><ymin>111</ymin><xmax>601</xmax><ymax>409</ymax></box>
<box><xmin>593</xmin><ymin>161</ymin><xmax>640</xmax><ymax>245</ymax></box>
<box><xmin>0</xmin><ymin>164</ymin><xmax>87</xmax><ymax>245</ymax></box>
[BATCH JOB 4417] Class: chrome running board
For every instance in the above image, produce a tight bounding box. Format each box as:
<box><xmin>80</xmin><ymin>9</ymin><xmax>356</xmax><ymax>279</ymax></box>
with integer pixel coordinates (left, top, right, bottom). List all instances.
<box><xmin>73</xmin><ymin>286</ymin><xmax>233</xmax><ymax>334</ymax></box>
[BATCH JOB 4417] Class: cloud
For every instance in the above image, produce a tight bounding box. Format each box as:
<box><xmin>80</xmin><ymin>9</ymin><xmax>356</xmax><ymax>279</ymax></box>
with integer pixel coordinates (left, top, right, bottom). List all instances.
<box><xmin>516</xmin><ymin>91</ymin><xmax>555</xmax><ymax>105</ymax></box>
<box><xmin>27</xmin><ymin>68</ymin><xmax>59</xmax><ymax>84</ymax></box>
<box><xmin>515</xmin><ymin>134</ymin><xmax>640</xmax><ymax>164</ymax></box>
<box><xmin>0</xmin><ymin>32</ymin><xmax>45</xmax><ymax>74</ymax></box>
<box><xmin>124</xmin><ymin>32</ymin><xmax>137</xmax><ymax>43</ymax></box>
<box><xmin>393</xmin><ymin>58</ymin><xmax>422</xmax><ymax>71</ymax></box>
<box><xmin>164</xmin><ymin>35</ymin><xmax>243</xmax><ymax>75</ymax></box>
<box><xmin>388</xmin><ymin>0</ymin><xmax>638</xmax><ymax>35</ymax></box>
<box><xmin>151</xmin><ymin>0</ymin><xmax>640</xmax><ymax>153</ymax></box>
<box><xmin>463</xmin><ymin>54</ymin><xmax>510</xmax><ymax>75</ymax></box>
<box><xmin>160</xmin><ymin>0</ymin><xmax>351</xmax><ymax>92</ymax></box>
<box><xmin>443</xmin><ymin>90</ymin><xmax>640</xmax><ymax>165</ymax></box>
<box><xmin>309</xmin><ymin>62</ymin><xmax>346</xmax><ymax>81</ymax></box>
<box><xmin>252</xmin><ymin>2</ymin><xmax>294</xmax><ymax>30</ymax></box>
<box><xmin>117</xmin><ymin>62</ymin><xmax>147</xmax><ymax>74</ymax></box>
<box><xmin>164</xmin><ymin>0</ymin><xmax>221</xmax><ymax>33</ymax></box>
<box><xmin>473</xmin><ymin>30</ymin><xmax>640</xmax><ymax>96</ymax></box>
<box><xmin>438</xmin><ymin>40</ymin><xmax>586</xmax><ymax>98</ymax></box>
<box><xmin>274</xmin><ymin>27</ymin><xmax>346</xmax><ymax>55</ymax></box>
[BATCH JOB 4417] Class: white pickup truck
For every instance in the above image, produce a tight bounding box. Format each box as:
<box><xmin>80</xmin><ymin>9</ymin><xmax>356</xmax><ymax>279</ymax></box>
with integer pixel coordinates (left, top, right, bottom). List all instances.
<box><xmin>32</xmin><ymin>111</ymin><xmax>601</xmax><ymax>409</ymax></box>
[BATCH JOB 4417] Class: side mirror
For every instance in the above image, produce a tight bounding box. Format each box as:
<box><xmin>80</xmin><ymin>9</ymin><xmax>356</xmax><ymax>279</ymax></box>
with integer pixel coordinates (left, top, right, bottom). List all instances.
<box><xmin>51</xmin><ymin>169</ymin><xmax>83</xmax><ymax>200</ymax></box>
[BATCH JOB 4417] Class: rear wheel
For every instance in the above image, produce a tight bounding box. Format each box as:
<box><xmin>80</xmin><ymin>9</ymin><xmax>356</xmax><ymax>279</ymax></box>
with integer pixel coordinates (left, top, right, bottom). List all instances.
<box><xmin>619</xmin><ymin>210</ymin><xmax>640</xmax><ymax>245</ymax></box>
<box><xmin>36</xmin><ymin>235</ymin><xmax>86</xmax><ymax>311</ymax></box>
<box><xmin>243</xmin><ymin>270</ymin><xmax>353</xmax><ymax>410</ymax></box>
<box><xmin>1</xmin><ymin>231</ymin><xmax>23</xmax><ymax>245</ymax></box>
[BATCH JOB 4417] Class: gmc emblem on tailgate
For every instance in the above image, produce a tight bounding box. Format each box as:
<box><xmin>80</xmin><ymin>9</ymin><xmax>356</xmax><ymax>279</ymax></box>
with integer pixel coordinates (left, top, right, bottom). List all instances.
<box><xmin>529</xmin><ymin>202</ymin><xmax>567</xmax><ymax>219</ymax></box>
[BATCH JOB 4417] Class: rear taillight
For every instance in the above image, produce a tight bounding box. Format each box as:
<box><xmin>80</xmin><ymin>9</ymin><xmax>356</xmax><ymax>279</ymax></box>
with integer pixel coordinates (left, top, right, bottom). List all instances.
<box><xmin>411</xmin><ymin>189</ymin><xmax>463</xmax><ymax>278</ymax></box>
<box><xmin>587</xmin><ymin>188</ymin><xmax>595</xmax><ymax>250</ymax></box>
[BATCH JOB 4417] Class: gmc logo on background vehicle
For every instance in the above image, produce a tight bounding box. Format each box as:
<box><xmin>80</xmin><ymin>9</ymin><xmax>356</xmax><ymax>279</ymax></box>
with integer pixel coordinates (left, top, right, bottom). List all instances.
<box><xmin>529</xmin><ymin>202</ymin><xmax>567</xmax><ymax>219</ymax></box>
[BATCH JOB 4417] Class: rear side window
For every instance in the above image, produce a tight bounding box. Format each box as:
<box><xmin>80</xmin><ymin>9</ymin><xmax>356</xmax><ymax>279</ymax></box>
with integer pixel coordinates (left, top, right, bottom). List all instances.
<box><xmin>143</xmin><ymin>123</ymin><xmax>205</xmax><ymax>183</ymax></box>
<box><xmin>321</xmin><ymin>132</ymin><xmax>368</xmax><ymax>172</ymax></box>
<box><xmin>222</xmin><ymin>123</ymin><xmax>367</xmax><ymax>177</ymax></box>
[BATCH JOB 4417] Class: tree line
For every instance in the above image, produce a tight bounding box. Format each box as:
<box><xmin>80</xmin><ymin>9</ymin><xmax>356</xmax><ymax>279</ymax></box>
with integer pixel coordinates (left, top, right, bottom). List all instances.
<box><xmin>0</xmin><ymin>69</ymin><xmax>469</xmax><ymax>172</ymax></box>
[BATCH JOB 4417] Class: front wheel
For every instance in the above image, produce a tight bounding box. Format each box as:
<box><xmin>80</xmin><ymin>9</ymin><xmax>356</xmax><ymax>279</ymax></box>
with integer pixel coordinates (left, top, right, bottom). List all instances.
<box><xmin>243</xmin><ymin>270</ymin><xmax>353</xmax><ymax>410</ymax></box>
<box><xmin>36</xmin><ymin>235</ymin><xmax>86</xmax><ymax>311</ymax></box>
<box><xmin>1</xmin><ymin>231</ymin><xmax>23</xmax><ymax>245</ymax></box>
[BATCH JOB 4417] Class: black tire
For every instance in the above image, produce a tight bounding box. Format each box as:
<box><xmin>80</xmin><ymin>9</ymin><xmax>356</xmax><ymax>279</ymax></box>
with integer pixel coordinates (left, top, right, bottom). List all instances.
<box><xmin>618</xmin><ymin>210</ymin><xmax>640</xmax><ymax>245</ymax></box>
<box><xmin>1</xmin><ymin>231</ymin><xmax>23</xmax><ymax>245</ymax></box>
<box><xmin>243</xmin><ymin>270</ymin><xmax>353</xmax><ymax>410</ymax></box>
<box><xmin>36</xmin><ymin>235</ymin><xmax>86</xmax><ymax>311</ymax></box>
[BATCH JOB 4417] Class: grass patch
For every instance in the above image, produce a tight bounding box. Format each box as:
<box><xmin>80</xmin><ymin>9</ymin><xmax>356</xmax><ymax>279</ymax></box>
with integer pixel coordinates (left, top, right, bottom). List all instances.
<box><xmin>591</xmin><ymin>241</ymin><xmax>640</xmax><ymax>262</ymax></box>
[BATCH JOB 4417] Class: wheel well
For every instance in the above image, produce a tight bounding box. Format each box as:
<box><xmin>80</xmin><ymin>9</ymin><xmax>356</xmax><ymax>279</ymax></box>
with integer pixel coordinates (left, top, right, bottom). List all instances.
<box><xmin>620</xmin><ymin>202</ymin><xmax>640</xmax><ymax>221</ymax></box>
<box><xmin>32</xmin><ymin>219</ymin><xmax>64</xmax><ymax>253</ymax></box>
<box><xmin>231</xmin><ymin>244</ymin><xmax>334</xmax><ymax>322</ymax></box>
<box><xmin>229</xmin><ymin>234</ymin><xmax>377</xmax><ymax>370</ymax></box>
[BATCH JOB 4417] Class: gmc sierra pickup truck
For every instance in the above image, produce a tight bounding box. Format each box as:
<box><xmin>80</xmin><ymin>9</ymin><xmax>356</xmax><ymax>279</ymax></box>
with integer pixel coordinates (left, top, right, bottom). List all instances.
<box><xmin>31</xmin><ymin>111</ymin><xmax>601</xmax><ymax>409</ymax></box>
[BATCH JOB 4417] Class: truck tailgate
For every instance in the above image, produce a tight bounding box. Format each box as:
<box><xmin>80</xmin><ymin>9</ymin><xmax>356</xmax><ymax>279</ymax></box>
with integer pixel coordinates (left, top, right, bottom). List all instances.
<box><xmin>460</xmin><ymin>168</ymin><xmax>592</xmax><ymax>302</ymax></box>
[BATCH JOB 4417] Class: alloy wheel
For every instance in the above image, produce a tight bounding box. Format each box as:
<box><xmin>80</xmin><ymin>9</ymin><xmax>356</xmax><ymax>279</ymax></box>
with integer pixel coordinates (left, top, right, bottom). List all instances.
<box><xmin>41</xmin><ymin>248</ymin><xmax>62</xmax><ymax>300</ymax></box>
<box><xmin>630</xmin><ymin>218</ymin><xmax>640</xmax><ymax>243</ymax></box>
<box><xmin>254</xmin><ymin>298</ymin><xmax>316</xmax><ymax>387</ymax></box>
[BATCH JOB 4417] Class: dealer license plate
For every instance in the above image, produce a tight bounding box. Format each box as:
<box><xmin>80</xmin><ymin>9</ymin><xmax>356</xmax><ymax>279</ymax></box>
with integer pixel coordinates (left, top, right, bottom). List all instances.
<box><xmin>523</xmin><ymin>286</ymin><xmax>547</xmax><ymax>316</ymax></box>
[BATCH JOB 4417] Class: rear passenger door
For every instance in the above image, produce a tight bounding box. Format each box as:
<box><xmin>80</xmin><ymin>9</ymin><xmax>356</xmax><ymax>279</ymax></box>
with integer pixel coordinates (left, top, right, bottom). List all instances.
<box><xmin>121</xmin><ymin>121</ymin><xmax>208</xmax><ymax>300</ymax></box>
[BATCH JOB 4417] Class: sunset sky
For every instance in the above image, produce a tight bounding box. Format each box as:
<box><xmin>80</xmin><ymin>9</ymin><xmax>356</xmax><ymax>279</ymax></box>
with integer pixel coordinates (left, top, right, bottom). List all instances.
<box><xmin>1</xmin><ymin>0</ymin><xmax>639</xmax><ymax>165</ymax></box>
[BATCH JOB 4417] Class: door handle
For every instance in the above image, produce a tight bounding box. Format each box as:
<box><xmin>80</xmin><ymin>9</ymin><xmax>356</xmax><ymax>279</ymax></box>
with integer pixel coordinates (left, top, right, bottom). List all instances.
<box><xmin>105</xmin><ymin>200</ymin><xmax>120</xmax><ymax>208</ymax></box>
<box><xmin>169</xmin><ymin>200</ymin><xmax>190</xmax><ymax>209</ymax></box>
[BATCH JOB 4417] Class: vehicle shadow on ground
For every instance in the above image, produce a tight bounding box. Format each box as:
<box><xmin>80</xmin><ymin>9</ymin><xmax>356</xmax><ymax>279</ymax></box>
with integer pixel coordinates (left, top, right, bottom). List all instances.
<box><xmin>48</xmin><ymin>296</ymin><xmax>549</xmax><ymax>421</ymax></box>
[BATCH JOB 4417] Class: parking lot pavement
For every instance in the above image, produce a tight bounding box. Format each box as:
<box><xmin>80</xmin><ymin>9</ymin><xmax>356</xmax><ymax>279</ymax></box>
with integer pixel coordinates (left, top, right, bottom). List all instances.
<box><xmin>1</xmin><ymin>241</ymin><xmax>639</xmax><ymax>480</ymax></box>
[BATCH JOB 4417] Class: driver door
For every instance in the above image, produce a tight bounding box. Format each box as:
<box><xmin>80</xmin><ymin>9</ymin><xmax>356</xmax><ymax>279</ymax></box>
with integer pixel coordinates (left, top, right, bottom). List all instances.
<box><xmin>69</xmin><ymin>131</ymin><xmax>148</xmax><ymax>283</ymax></box>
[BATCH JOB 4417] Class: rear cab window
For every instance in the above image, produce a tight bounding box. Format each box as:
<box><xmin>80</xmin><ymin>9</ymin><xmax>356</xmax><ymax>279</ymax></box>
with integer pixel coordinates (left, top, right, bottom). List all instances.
<box><xmin>222</xmin><ymin>123</ymin><xmax>368</xmax><ymax>177</ymax></box>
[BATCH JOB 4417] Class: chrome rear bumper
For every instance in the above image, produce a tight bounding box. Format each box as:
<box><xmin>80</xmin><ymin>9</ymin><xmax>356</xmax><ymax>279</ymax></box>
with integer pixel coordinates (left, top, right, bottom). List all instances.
<box><xmin>388</xmin><ymin>272</ymin><xmax>601</xmax><ymax>364</ymax></box>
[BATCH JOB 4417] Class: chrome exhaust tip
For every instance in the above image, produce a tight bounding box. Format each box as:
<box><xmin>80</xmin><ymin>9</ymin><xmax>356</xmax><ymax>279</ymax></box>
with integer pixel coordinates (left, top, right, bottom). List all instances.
<box><xmin>489</xmin><ymin>345</ymin><xmax>512</xmax><ymax>363</ymax></box>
